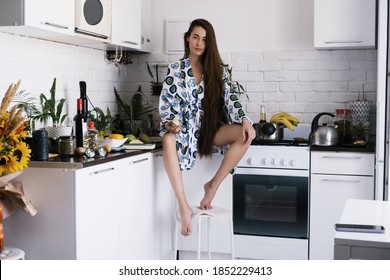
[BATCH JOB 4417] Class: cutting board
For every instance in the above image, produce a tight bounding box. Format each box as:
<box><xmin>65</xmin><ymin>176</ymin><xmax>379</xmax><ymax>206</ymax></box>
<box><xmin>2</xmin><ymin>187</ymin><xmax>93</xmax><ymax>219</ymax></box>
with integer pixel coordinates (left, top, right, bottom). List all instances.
<box><xmin>123</xmin><ymin>143</ymin><xmax>156</xmax><ymax>150</ymax></box>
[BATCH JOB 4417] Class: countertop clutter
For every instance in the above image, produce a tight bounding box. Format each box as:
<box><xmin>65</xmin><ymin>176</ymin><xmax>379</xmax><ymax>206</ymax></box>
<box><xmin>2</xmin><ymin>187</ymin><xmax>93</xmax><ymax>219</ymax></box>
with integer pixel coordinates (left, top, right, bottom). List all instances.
<box><xmin>29</xmin><ymin>142</ymin><xmax>162</xmax><ymax>169</ymax></box>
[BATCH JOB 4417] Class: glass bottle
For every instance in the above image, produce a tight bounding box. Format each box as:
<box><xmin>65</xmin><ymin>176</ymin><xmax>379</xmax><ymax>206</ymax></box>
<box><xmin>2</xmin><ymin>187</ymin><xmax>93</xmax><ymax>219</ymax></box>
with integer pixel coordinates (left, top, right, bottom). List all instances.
<box><xmin>259</xmin><ymin>105</ymin><xmax>266</xmax><ymax>123</ymax></box>
<box><xmin>73</xmin><ymin>98</ymin><xmax>84</xmax><ymax>148</ymax></box>
<box><xmin>334</xmin><ymin>109</ymin><xmax>353</xmax><ymax>145</ymax></box>
<box><xmin>84</xmin><ymin>121</ymin><xmax>99</xmax><ymax>150</ymax></box>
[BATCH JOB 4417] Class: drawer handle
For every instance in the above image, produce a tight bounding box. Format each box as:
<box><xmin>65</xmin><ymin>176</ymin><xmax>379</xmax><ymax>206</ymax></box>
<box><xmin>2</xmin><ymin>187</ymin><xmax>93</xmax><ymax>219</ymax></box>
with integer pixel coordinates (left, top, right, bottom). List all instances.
<box><xmin>90</xmin><ymin>167</ymin><xmax>115</xmax><ymax>176</ymax></box>
<box><xmin>129</xmin><ymin>158</ymin><xmax>149</xmax><ymax>165</ymax></box>
<box><xmin>123</xmin><ymin>40</ymin><xmax>138</xmax><ymax>46</ymax></box>
<box><xmin>322</xmin><ymin>156</ymin><xmax>362</xmax><ymax>160</ymax></box>
<box><xmin>322</xmin><ymin>178</ymin><xmax>361</xmax><ymax>183</ymax></box>
<box><xmin>42</xmin><ymin>21</ymin><xmax>69</xmax><ymax>30</ymax></box>
<box><xmin>324</xmin><ymin>40</ymin><xmax>363</xmax><ymax>44</ymax></box>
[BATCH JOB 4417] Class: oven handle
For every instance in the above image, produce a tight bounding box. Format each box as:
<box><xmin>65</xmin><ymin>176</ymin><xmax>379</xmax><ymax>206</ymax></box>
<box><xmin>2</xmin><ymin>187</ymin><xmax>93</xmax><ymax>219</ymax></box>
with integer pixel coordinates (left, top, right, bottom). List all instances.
<box><xmin>235</xmin><ymin>167</ymin><xmax>309</xmax><ymax>177</ymax></box>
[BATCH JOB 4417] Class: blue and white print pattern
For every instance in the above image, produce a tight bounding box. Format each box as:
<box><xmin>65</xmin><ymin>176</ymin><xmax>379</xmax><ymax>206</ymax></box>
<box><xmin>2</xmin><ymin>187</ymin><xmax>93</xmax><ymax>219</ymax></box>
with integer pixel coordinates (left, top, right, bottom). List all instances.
<box><xmin>159</xmin><ymin>58</ymin><xmax>251</xmax><ymax>170</ymax></box>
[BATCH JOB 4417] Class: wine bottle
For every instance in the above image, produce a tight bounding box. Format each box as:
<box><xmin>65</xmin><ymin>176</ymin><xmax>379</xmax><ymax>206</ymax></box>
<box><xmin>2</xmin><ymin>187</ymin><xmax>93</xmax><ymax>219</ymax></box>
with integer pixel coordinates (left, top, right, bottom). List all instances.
<box><xmin>74</xmin><ymin>98</ymin><xmax>84</xmax><ymax>148</ymax></box>
<box><xmin>79</xmin><ymin>81</ymin><xmax>88</xmax><ymax>121</ymax></box>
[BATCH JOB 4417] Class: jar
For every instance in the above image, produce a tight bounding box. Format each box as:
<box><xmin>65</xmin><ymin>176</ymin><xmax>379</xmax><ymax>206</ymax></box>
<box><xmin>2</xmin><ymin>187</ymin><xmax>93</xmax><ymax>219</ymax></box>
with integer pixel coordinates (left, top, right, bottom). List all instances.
<box><xmin>31</xmin><ymin>129</ymin><xmax>49</xmax><ymax>161</ymax></box>
<box><xmin>58</xmin><ymin>136</ymin><xmax>76</xmax><ymax>156</ymax></box>
<box><xmin>334</xmin><ymin>109</ymin><xmax>353</xmax><ymax>145</ymax></box>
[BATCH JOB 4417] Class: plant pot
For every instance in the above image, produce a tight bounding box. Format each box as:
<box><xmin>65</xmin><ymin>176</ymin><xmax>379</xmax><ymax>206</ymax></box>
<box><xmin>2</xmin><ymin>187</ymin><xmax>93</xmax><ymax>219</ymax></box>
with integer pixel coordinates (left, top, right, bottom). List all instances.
<box><xmin>151</xmin><ymin>83</ymin><xmax>163</xmax><ymax>96</ymax></box>
<box><xmin>45</xmin><ymin>126</ymin><xmax>73</xmax><ymax>139</ymax></box>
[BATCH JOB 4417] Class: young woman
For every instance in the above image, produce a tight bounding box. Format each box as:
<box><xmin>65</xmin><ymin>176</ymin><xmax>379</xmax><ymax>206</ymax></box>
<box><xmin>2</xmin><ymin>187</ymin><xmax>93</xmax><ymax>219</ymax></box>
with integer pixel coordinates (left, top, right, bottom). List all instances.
<box><xmin>159</xmin><ymin>18</ymin><xmax>255</xmax><ymax>236</ymax></box>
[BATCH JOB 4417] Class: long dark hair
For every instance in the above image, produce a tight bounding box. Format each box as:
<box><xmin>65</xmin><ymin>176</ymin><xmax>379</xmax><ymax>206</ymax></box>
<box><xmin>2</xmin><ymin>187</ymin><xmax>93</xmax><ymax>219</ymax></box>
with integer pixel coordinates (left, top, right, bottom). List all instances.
<box><xmin>183</xmin><ymin>19</ymin><xmax>224</xmax><ymax>157</ymax></box>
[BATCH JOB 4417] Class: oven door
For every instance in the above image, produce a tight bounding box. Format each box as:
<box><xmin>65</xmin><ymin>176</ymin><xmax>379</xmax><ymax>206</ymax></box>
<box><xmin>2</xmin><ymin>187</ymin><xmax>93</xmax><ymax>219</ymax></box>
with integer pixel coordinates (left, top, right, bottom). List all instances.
<box><xmin>233</xmin><ymin>168</ymin><xmax>308</xmax><ymax>239</ymax></box>
<box><xmin>75</xmin><ymin>0</ymin><xmax>112</xmax><ymax>39</ymax></box>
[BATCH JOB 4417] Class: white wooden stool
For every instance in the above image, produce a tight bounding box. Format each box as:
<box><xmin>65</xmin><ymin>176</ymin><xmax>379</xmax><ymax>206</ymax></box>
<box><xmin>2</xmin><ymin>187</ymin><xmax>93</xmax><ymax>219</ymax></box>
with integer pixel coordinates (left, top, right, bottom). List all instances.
<box><xmin>174</xmin><ymin>206</ymin><xmax>235</xmax><ymax>260</ymax></box>
<box><xmin>0</xmin><ymin>247</ymin><xmax>25</xmax><ymax>260</ymax></box>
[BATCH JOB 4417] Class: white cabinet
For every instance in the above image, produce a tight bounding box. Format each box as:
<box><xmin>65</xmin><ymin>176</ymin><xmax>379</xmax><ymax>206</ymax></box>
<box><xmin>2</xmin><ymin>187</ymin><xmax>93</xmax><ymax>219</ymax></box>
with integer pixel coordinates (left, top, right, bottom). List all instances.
<box><xmin>4</xmin><ymin>152</ymin><xmax>160</xmax><ymax>260</ymax></box>
<box><xmin>116</xmin><ymin>153</ymin><xmax>154</xmax><ymax>259</ymax></box>
<box><xmin>110</xmin><ymin>0</ymin><xmax>141</xmax><ymax>50</ymax></box>
<box><xmin>74</xmin><ymin>161</ymin><xmax>121</xmax><ymax>259</ymax></box>
<box><xmin>314</xmin><ymin>0</ymin><xmax>376</xmax><ymax>49</ymax></box>
<box><xmin>140</xmin><ymin>0</ymin><xmax>152</xmax><ymax>52</ymax></box>
<box><xmin>177</xmin><ymin>154</ymin><xmax>233</xmax><ymax>259</ymax></box>
<box><xmin>4</xmin><ymin>168</ymin><xmax>76</xmax><ymax>259</ymax></box>
<box><xmin>0</xmin><ymin>0</ymin><xmax>74</xmax><ymax>37</ymax></box>
<box><xmin>309</xmin><ymin>151</ymin><xmax>375</xmax><ymax>260</ymax></box>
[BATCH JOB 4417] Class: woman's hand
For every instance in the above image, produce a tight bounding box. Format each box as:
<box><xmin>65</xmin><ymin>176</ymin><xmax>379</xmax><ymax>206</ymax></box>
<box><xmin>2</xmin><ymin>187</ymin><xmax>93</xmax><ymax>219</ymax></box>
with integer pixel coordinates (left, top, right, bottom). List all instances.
<box><xmin>242</xmin><ymin>118</ymin><xmax>256</xmax><ymax>144</ymax></box>
<box><xmin>165</xmin><ymin>120</ymin><xmax>182</xmax><ymax>134</ymax></box>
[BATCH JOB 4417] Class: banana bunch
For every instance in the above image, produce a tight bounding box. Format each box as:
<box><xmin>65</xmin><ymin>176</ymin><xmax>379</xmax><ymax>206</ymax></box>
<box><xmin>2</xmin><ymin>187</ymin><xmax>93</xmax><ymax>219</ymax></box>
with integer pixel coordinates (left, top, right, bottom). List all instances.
<box><xmin>269</xmin><ymin>112</ymin><xmax>299</xmax><ymax>131</ymax></box>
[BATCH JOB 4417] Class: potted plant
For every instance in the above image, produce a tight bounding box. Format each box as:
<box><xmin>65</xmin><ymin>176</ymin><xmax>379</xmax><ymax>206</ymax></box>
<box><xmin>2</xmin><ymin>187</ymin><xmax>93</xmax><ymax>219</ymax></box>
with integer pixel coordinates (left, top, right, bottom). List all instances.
<box><xmin>88</xmin><ymin>107</ymin><xmax>114</xmax><ymax>138</ymax></box>
<box><xmin>226</xmin><ymin>66</ymin><xmax>249</xmax><ymax>100</ymax></box>
<box><xmin>32</xmin><ymin>78</ymin><xmax>71</xmax><ymax>139</ymax></box>
<box><xmin>146</xmin><ymin>62</ymin><xmax>163</xmax><ymax>96</ymax></box>
<box><xmin>12</xmin><ymin>90</ymin><xmax>40</xmax><ymax>136</ymax></box>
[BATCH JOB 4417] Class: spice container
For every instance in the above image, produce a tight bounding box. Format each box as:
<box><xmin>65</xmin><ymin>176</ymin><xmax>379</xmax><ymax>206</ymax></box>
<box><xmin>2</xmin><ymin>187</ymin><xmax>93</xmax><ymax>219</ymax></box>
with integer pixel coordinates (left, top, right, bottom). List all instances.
<box><xmin>58</xmin><ymin>136</ymin><xmax>76</xmax><ymax>156</ymax></box>
<box><xmin>334</xmin><ymin>109</ymin><xmax>353</xmax><ymax>145</ymax></box>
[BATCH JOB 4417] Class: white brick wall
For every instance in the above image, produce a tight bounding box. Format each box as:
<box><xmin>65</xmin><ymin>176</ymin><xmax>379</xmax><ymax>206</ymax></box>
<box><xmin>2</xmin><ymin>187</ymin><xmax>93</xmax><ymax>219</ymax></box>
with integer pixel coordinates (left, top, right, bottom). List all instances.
<box><xmin>0</xmin><ymin>33</ymin><xmax>377</xmax><ymax>132</ymax></box>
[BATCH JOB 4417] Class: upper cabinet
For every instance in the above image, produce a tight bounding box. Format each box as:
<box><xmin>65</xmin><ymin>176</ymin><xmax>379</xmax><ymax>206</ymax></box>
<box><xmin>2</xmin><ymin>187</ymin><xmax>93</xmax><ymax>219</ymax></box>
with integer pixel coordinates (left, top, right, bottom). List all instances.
<box><xmin>0</xmin><ymin>0</ymin><xmax>149</xmax><ymax>52</ymax></box>
<box><xmin>314</xmin><ymin>0</ymin><xmax>376</xmax><ymax>49</ymax></box>
<box><xmin>110</xmin><ymin>0</ymin><xmax>141</xmax><ymax>50</ymax></box>
<box><xmin>0</xmin><ymin>0</ymin><xmax>74</xmax><ymax>36</ymax></box>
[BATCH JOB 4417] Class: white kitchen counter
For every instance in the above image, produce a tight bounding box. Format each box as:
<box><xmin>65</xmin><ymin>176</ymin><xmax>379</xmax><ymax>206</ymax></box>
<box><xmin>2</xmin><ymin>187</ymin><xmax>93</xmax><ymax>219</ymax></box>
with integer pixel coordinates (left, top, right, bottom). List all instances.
<box><xmin>334</xmin><ymin>199</ymin><xmax>390</xmax><ymax>260</ymax></box>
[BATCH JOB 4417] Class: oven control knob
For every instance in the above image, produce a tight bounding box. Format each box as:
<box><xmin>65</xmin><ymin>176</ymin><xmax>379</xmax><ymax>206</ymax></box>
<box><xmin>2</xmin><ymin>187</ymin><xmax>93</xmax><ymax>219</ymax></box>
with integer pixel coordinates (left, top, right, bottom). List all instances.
<box><xmin>289</xmin><ymin>159</ymin><xmax>296</xmax><ymax>167</ymax></box>
<box><xmin>261</xmin><ymin>158</ymin><xmax>269</xmax><ymax>166</ymax></box>
<box><xmin>271</xmin><ymin>158</ymin><xmax>278</xmax><ymax>166</ymax></box>
<box><xmin>248</xmin><ymin>157</ymin><xmax>257</xmax><ymax>165</ymax></box>
<box><xmin>280</xmin><ymin>159</ymin><xmax>288</xmax><ymax>166</ymax></box>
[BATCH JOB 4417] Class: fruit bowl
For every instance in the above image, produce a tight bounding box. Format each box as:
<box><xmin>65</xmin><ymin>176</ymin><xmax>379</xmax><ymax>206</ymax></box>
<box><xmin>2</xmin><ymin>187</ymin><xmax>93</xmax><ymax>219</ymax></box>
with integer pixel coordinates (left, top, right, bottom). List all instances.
<box><xmin>98</xmin><ymin>138</ymin><xmax>127</xmax><ymax>148</ymax></box>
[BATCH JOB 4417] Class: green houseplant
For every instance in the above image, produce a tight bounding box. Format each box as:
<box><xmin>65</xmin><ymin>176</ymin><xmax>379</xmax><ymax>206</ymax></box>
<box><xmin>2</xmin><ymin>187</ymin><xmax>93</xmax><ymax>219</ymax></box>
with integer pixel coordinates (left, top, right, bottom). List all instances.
<box><xmin>226</xmin><ymin>66</ymin><xmax>249</xmax><ymax>100</ymax></box>
<box><xmin>88</xmin><ymin>107</ymin><xmax>114</xmax><ymax>137</ymax></box>
<box><xmin>33</xmin><ymin>78</ymin><xmax>67</xmax><ymax>127</ymax></box>
<box><xmin>33</xmin><ymin>78</ymin><xmax>71</xmax><ymax>138</ymax></box>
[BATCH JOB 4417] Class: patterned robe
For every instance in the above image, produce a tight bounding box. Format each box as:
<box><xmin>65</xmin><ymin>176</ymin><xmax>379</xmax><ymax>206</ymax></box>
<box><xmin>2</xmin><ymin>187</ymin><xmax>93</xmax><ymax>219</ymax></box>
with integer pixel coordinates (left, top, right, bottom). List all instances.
<box><xmin>159</xmin><ymin>58</ymin><xmax>250</xmax><ymax>170</ymax></box>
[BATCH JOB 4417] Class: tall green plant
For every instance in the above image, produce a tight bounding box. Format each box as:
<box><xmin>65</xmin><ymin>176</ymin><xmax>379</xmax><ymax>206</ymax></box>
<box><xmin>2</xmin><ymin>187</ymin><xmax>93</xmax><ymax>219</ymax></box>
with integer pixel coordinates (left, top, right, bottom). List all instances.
<box><xmin>33</xmin><ymin>78</ymin><xmax>68</xmax><ymax>126</ymax></box>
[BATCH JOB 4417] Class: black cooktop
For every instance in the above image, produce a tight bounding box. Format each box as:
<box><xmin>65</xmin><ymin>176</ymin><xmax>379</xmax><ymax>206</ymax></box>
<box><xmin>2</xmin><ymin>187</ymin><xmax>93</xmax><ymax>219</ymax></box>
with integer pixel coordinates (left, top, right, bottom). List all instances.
<box><xmin>250</xmin><ymin>139</ymin><xmax>310</xmax><ymax>147</ymax></box>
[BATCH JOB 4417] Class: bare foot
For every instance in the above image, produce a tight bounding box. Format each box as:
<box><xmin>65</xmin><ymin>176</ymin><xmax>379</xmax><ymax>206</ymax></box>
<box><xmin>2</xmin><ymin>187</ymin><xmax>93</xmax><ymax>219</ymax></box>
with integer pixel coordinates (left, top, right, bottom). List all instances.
<box><xmin>178</xmin><ymin>205</ymin><xmax>193</xmax><ymax>236</ymax></box>
<box><xmin>200</xmin><ymin>181</ymin><xmax>218</xmax><ymax>210</ymax></box>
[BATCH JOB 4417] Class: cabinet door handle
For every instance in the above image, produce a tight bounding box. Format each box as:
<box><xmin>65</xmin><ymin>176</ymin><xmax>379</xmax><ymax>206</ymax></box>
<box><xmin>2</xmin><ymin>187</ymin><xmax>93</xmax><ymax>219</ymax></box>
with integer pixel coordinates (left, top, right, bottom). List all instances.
<box><xmin>129</xmin><ymin>158</ymin><xmax>149</xmax><ymax>165</ymax></box>
<box><xmin>322</xmin><ymin>178</ymin><xmax>361</xmax><ymax>183</ymax></box>
<box><xmin>324</xmin><ymin>40</ymin><xmax>363</xmax><ymax>44</ymax></box>
<box><xmin>41</xmin><ymin>21</ymin><xmax>69</xmax><ymax>30</ymax></box>
<box><xmin>322</xmin><ymin>156</ymin><xmax>362</xmax><ymax>160</ymax></box>
<box><xmin>123</xmin><ymin>40</ymin><xmax>138</xmax><ymax>46</ymax></box>
<box><xmin>90</xmin><ymin>167</ymin><xmax>115</xmax><ymax>176</ymax></box>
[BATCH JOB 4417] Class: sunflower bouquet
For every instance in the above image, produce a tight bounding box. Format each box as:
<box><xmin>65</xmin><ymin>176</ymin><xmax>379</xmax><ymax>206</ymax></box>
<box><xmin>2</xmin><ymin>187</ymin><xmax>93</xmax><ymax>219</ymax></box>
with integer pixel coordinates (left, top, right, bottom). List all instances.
<box><xmin>0</xmin><ymin>80</ymin><xmax>31</xmax><ymax>177</ymax></box>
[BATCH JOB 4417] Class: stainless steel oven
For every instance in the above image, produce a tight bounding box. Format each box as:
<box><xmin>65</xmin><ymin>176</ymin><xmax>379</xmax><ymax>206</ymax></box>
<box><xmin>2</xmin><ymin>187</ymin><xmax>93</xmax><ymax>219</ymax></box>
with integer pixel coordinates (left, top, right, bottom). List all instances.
<box><xmin>233</xmin><ymin>144</ymin><xmax>310</xmax><ymax>260</ymax></box>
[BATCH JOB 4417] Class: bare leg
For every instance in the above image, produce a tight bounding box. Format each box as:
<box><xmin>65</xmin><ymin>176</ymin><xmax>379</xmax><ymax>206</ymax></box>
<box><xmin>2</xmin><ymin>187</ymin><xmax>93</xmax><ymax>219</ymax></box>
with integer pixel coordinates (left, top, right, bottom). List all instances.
<box><xmin>162</xmin><ymin>133</ymin><xmax>193</xmax><ymax>236</ymax></box>
<box><xmin>200</xmin><ymin>124</ymin><xmax>251</xmax><ymax>209</ymax></box>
